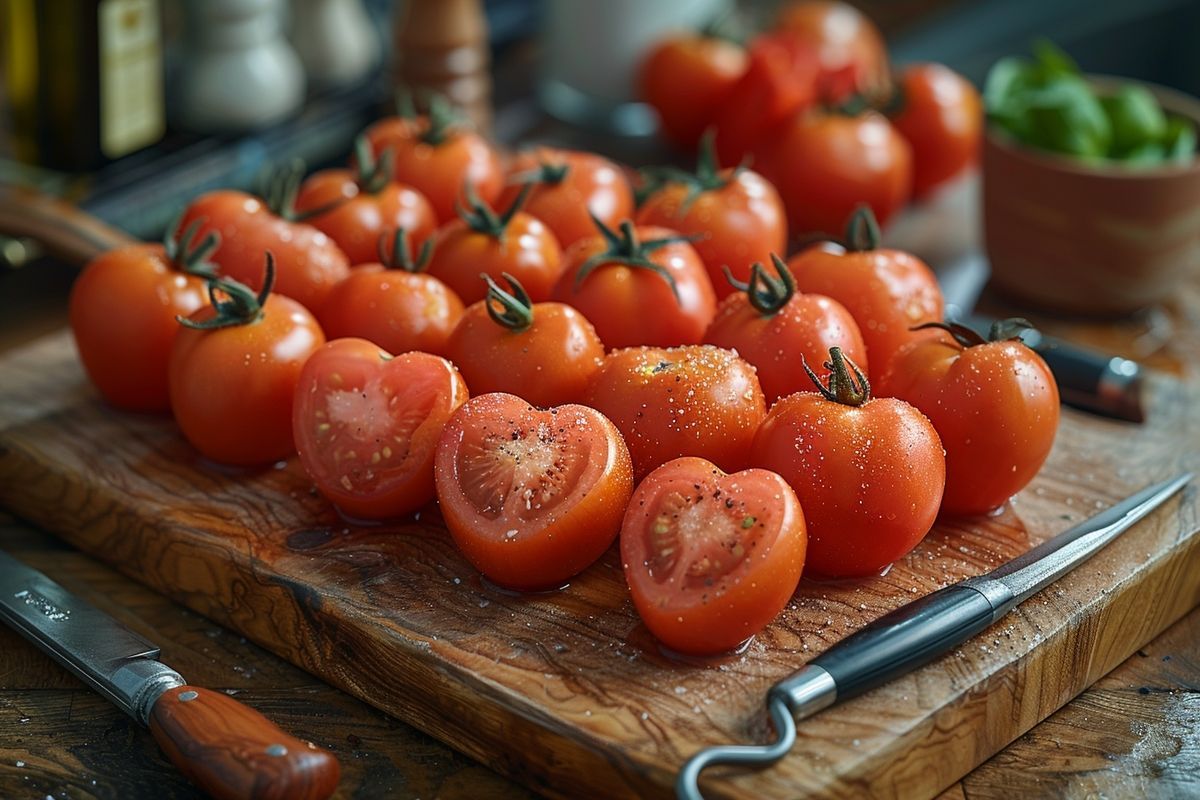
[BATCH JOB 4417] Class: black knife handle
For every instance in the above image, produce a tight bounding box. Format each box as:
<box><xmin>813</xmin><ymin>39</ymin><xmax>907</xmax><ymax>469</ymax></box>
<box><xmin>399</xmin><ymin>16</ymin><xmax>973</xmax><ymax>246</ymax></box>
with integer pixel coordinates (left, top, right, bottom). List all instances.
<box><xmin>806</xmin><ymin>585</ymin><xmax>997</xmax><ymax>701</ymax></box>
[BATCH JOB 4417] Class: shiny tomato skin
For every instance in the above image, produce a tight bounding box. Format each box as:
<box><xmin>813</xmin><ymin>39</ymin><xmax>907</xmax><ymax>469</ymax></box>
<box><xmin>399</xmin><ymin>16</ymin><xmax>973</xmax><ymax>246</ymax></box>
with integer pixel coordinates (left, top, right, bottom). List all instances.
<box><xmin>427</xmin><ymin>214</ymin><xmax>563</xmax><ymax>307</ymax></box>
<box><xmin>294</xmin><ymin>168</ymin><xmax>437</xmax><ymax>266</ymax></box>
<box><xmin>755</xmin><ymin>111</ymin><xmax>912</xmax><ymax>238</ymax></box>
<box><xmin>876</xmin><ymin>332</ymin><xmax>1059</xmax><ymax>515</ymax></box>
<box><xmin>552</xmin><ymin>227</ymin><xmax>716</xmax><ymax>349</ymax></box>
<box><xmin>621</xmin><ymin>457</ymin><xmax>807</xmax><ymax>655</ymax></box>
<box><xmin>169</xmin><ymin>295</ymin><xmax>326</xmax><ymax>465</ymax></box>
<box><xmin>293</xmin><ymin>339</ymin><xmax>468</xmax><ymax>519</ymax></box>
<box><xmin>787</xmin><ymin>243</ymin><xmax>942</xmax><ymax>385</ymax></box>
<box><xmin>639</xmin><ymin>35</ymin><xmax>748</xmax><ymax>152</ymax></box>
<box><xmin>773</xmin><ymin>1</ymin><xmax>890</xmax><ymax>98</ymax></box>
<box><xmin>444</xmin><ymin>301</ymin><xmax>604</xmax><ymax>408</ymax></box>
<box><xmin>499</xmin><ymin>148</ymin><xmax>634</xmax><ymax>249</ymax></box>
<box><xmin>889</xmin><ymin>63</ymin><xmax>983</xmax><ymax>200</ymax></box>
<box><xmin>434</xmin><ymin>393</ymin><xmax>634</xmax><ymax>591</ymax></box>
<box><xmin>704</xmin><ymin>289</ymin><xmax>868</xmax><ymax>404</ymax></box>
<box><xmin>585</xmin><ymin>345</ymin><xmax>766</xmax><ymax>481</ymax></box>
<box><xmin>751</xmin><ymin>391</ymin><xmax>944</xmax><ymax>577</ymax></box>
<box><xmin>69</xmin><ymin>244</ymin><xmax>208</xmax><ymax>412</ymax></box>
<box><xmin>364</xmin><ymin>119</ymin><xmax>503</xmax><ymax>225</ymax></box>
<box><xmin>180</xmin><ymin>190</ymin><xmax>350</xmax><ymax>314</ymax></box>
<box><xmin>316</xmin><ymin>265</ymin><xmax>464</xmax><ymax>357</ymax></box>
<box><xmin>636</xmin><ymin>168</ymin><xmax>787</xmax><ymax>299</ymax></box>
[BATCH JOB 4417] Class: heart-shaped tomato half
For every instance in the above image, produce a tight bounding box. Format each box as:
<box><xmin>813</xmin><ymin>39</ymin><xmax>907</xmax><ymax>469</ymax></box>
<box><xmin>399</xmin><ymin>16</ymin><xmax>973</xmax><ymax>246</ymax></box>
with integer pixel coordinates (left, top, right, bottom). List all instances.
<box><xmin>293</xmin><ymin>338</ymin><xmax>468</xmax><ymax>519</ymax></box>
<box><xmin>620</xmin><ymin>457</ymin><xmax>807</xmax><ymax>655</ymax></box>
<box><xmin>434</xmin><ymin>392</ymin><xmax>634</xmax><ymax>591</ymax></box>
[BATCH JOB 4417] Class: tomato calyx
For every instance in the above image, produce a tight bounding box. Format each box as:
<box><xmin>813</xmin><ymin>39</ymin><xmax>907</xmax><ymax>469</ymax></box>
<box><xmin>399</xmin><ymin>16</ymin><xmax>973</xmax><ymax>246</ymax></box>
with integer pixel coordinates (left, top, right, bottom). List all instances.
<box><xmin>844</xmin><ymin>204</ymin><xmax>882</xmax><ymax>252</ymax></box>
<box><xmin>802</xmin><ymin>345</ymin><xmax>871</xmax><ymax>406</ymax></box>
<box><xmin>911</xmin><ymin>317</ymin><xmax>1036</xmax><ymax>348</ymax></box>
<box><xmin>724</xmin><ymin>252</ymin><xmax>795</xmax><ymax>316</ymax></box>
<box><xmin>263</xmin><ymin>160</ymin><xmax>343</xmax><ymax>223</ymax></box>
<box><xmin>510</xmin><ymin>159</ymin><xmax>570</xmax><ymax>188</ymax></box>
<box><xmin>351</xmin><ymin>134</ymin><xmax>395</xmax><ymax>195</ymax></box>
<box><xmin>699</xmin><ymin>8</ymin><xmax>745</xmax><ymax>45</ymax></box>
<box><xmin>163</xmin><ymin>214</ymin><xmax>220</xmax><ymax>279</ymax></box>
<box><xmin>178</xmin><ymin>254</ymin><xmax>276</xmax><ymax>331</ymax></box>
<box><xmin>639</xmin><ymin>129</ymin><xmax>736</xmax><ymax>214</ymax></box>
<box><xmin>456</xmin><ymin>182</ymin><xmax>531</xmax><ymax>242</ymax></box>
<box><xmin>419</xmin><ymin>94</ymin><xmax>463</xmax><ymax>147</ymax></box>
<box><xmin>576</xmin><ymin>217</ymin><xmax>695</xmax><ymax>301</ymax></box>
<box><xmin>376</xmin><ymin>227</ymin><xmax>433</xmax><ymax>273</ymax></box>
<box><xmin>482</xmin><ymin>272</ymin><xmax>535</xmax><ymax>332</ymax></box>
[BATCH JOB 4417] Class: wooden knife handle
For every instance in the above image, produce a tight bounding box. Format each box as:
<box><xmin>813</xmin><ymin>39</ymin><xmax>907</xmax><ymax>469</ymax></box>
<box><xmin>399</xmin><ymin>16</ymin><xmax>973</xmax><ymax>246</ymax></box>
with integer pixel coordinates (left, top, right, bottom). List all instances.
<box><xmin>0</xmin><ymin>186</ymin><xmax>134</xmax><ymax>265</ymax></box>
<box><xmin>148</xmin><ymin>685</ymin><xmax>340</xmax><ymax>800</ymax></box>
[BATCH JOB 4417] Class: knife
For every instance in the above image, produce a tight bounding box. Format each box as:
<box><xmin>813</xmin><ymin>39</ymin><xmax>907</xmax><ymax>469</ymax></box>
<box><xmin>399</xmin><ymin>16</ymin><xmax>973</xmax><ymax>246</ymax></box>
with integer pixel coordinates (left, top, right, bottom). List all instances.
<box><xmin>676</xmin><ymin>472</ymin><xmax>1192</xmax><ymax>799</ymax></box>
<box><xmin>0</xmin><ymin>551</ymin><xmax>340</xmax><ymax>800</ymax></box>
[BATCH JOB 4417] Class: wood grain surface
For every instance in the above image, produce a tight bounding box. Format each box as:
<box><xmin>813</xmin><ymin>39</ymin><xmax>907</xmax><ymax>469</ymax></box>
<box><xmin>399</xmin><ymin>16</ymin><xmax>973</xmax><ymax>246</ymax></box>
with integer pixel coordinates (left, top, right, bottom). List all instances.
<box><xmin>0</xmin><ymin>328</ymin><xmax>1196</xmax><ymax>799</ymax></box>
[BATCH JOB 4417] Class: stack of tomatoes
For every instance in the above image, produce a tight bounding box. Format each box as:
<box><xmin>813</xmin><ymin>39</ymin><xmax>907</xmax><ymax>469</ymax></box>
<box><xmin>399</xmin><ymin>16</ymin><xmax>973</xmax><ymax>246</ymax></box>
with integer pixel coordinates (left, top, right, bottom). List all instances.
<box><xmin>640</xmin><ymin>0</ymin><xmax>983</xmax><ymax>239</ymax></box>
<box><xmin>70</xmin><ymin>35</ymin><xmax>1055</xmax><ymax>657</ymax></box>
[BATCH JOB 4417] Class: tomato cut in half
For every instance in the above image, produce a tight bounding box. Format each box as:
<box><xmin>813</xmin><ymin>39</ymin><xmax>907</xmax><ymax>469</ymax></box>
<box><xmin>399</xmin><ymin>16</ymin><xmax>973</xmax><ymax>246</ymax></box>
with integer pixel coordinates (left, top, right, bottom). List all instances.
<box><xmin>293</xmin><ymin>339</ymin><xmax>468</xmax><ymax>519</ymax></box>
<box><xmin>621</xmin><ymin>457</ymin><xmax>807</xmax><ymax>655</ymax></box>
<box><xmin>434</xmin><ymin>393</ymin><xmax>634</xmax><ymax>591</ymax></box>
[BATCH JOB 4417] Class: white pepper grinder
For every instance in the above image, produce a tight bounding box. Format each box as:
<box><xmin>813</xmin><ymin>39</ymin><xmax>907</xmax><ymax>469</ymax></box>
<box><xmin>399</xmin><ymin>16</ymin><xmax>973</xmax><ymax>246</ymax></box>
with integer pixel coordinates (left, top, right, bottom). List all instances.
<box><xmin>176</xmin><ymin>0</ymin><xmax>306</xmax><ymax>133</ymax></box>
<box><xmin>291</xmin><ymin>0</ymin><xmax>380</xmax><ymax>88</ymax></box>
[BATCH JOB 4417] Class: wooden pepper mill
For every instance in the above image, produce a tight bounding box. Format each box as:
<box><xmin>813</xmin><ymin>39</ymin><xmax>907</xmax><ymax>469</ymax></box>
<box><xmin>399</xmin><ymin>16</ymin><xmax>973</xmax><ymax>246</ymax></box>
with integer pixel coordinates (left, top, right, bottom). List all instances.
<box><xmin>392</xmin><ymin>0</ymin><xmax>492</xmax><ymax>133</ymax></box>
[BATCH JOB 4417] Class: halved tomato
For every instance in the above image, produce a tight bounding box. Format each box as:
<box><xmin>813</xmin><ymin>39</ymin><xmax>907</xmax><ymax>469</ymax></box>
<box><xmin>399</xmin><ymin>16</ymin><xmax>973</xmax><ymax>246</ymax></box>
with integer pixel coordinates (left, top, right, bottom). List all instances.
<box><xmin>293</xmin><ymin>339</ymin><xmax>468</xmax><ymax>519</ymax></box>
<box><xmin>433</xmin><ymin>393</ymin><xmax>633</xmax><ymax>591</ymax></box>
<box><xmin>621</xmin><ymin>457</ymin><xmax>807</xmax><ymax>655</ymax></box>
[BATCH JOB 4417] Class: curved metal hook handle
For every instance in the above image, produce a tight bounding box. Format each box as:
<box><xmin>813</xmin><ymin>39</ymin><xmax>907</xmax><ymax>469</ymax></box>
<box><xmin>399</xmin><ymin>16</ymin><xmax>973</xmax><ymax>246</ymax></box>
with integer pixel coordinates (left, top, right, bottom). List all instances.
<box><xmin>675</xmin><ymin>695</ymin><xmax>797</xmax><ymax>800</ymax></box>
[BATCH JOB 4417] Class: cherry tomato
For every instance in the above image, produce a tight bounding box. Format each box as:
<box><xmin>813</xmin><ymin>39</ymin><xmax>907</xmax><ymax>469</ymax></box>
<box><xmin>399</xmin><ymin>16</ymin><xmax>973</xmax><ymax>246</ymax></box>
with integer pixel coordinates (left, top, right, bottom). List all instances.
<box><xmin>295</xmin><ymin>136</ymin><xmax>437</xmax><ymax>265</ymax></box>
<box><xmin>637</xmin><ymin>133</ymin><xmax>787</xmax><ymax>299</ymax></box>
<box><xmin>639</xmin><ymin>31</ymin><xmax>748</xmax><ymax>151</ymax></box>
<box><xmin>426</xmin><ymin>186</ymin><xmax>563</xmax><ymax>306</ymax></box>
<box><xmin>293</xmin><ymin>338</ymin><xmax>468</xmax><ymax>519</ymax></box>
<box><xmin>704</xmin><ymin>254</ymin><xmax>867</xmax><ymax>404</ymax></box>
<box><xmin>445</xmin><ymin>274</ymin><xmax>604</xmax><ymax>408</ymax></box>
<box><xmin>363</xmin><ymin>96</ymin><xmax>502</xmax><ymax>224</ymax></box>
<box><xmin>621</xmin><ymin>457</ymin><xmax>807</xmax><ymax>655</ymax></box>
<box><xmin>876</xmin><ymin>320</ymin><xmax>1059</xmax><ymax>515</ymax></box>
<box><xmin>751</xmin><ymin>347</ymin><xmax>944</xmax><ymax>577</ymax></box>
<box><xmin>773</xmin><ymin>0</ymin><xmax>890</xmax><ymax>99</ymax></box>
<box><xmin>180</xmin><ymin>187</ymin><xmax>350</xmax><ymax>314</ymax></box>
<box><xmin>888</xmin><ymin>63</ymin><xmax>983</xmax><ymax>200</ymax></box>
<box><xmin>755</xmin><ymin>109</ymin><xmax>912</xmax><ymax>238</ymax></box>
<box><xmin>585</xmin><ymin>345</ymin><xmax>766</xmax><ymax>481</ymax></box>
<box><xmin>713</xmin><ymin>32</ymin><xmax>819</xmax><ymax>167</ymax></box>
<box><xmin>169</xmin><ymin>258</ymin><xmax>326</xmax><ymax>465</ymax></box>
<box><xmin>788</xmin><ymin>206</ymin><xmax>942</xmax><ymax>384</ymax></box>
<box><xmin>552</xmin><ymin>222</ymin><xmax>716</xmax><ymax>349</ymax></box>
<box><xmin>316</xmin><ymin>229</ymin><xmax>464</xmax><ymax>357</ymax></box>
<box><xmin>498</xmin><ymin>147</ymin><xmax>634</xmax><ymax>249</ymax></box>
<box><xmin>69</xmin><ymin>220</ymin><xmax>214</xmax><ymax>412</ymax></box>
<box><xmin>434</xmin><ymin>393</ymin><xmax>634</xmax><ymax>591</ymax></box>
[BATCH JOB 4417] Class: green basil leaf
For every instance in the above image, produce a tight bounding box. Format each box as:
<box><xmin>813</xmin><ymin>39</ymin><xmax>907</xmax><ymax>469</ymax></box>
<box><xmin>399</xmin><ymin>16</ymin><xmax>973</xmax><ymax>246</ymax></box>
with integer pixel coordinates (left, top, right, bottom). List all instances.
<box><xmin>1101</xmin><ymin>85</ymin><xmax>1168</xmax><ymax>155</ymax></box>
<box><xmin>1163</xmin><ymin>116</ymin><xmax>1197</xmax><ymax>164</ymax></box>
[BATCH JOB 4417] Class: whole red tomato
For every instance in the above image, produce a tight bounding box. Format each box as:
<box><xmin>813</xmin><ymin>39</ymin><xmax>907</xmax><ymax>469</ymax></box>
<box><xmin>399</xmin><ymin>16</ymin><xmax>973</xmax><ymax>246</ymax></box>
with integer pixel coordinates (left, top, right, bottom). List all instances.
<box><xmin>70</xmin><ymin>220</ymin><xmax>214</xmax><ymax>412</ymax></box>
<box><xmin>498</xmin><ymin>147</ymin><xmax>634</xmax><ymax>249</ymax></box>
<box><xmin>637</xmin><ymin>133</ymin><xmax>786</xmax><ymax>299</ymax></box>
<box><xmin>639</xmin><ymin>30</ymin><xmax>748</xmax><ymax>152</ymax></box>
<box><xmin>169</xmin><ymin>258</ymin><xmax>326</xmax><ymax>465</ymax></box>
<box><xmin>876</xmin><ymin>320</ymin><xmax>1059</xmax><ymax>515</ymax></box>
<box><xmin>751</xmin><ymin>347</ymin><xmax>945</xmax><ymax>577</ymax></box>
<box><xmin>180</xmin><ymin>183</ymin><xmax>350</xmax><ymax>314</ymax></box>
<box><xmin>427</xmin><ymin>186</ymin><xmax>563</xmax><ymax>306</ymax></box>
<box><xmin>444</xmin><ymin>274</ymin><xmax>604</xmax><ymax>408</ymax></box>
<box><xmin>585</xmin><ymin>345</ymin><xmax>766</xmax><ymax>481</ymax></box>
<box><xmin>317</xmin><ymin>229</ymin><xmax>464</xmax><ymax>357</ymax></box>
<box><xmin>773</xmin><ymin>0</ymin><xmax>890</xmax><ymax>99</ymax></box>
<box><xmin>363</xmin><ymin>96</ymin><xmax>502</xmax><ymax>224</ymax></box>
<box><xmin>293</xmin><ymin>338</ymin><xmax>468</xmax><ymax>519</ymax></box>
<box><xmin>755</xmin><ymin>109</ymin><xmax>911</xmax><ymax>238</ymax></box>
<box><xmin>295</xmin><ymin>135</ymin><xmax>437</xmax><ymax>265</ymax></box>
<box><xmin>704</xmin><ymin>254</ymin><xmax>867</xmax><ymax>404</ymax></box>
<box><xmin>621</xmin><ymin>457</ymin><xmax>807</xmax><ymax>655</ymax></box>
<box><xmin>434</xmin><ymin>392</ymin><xmax>634</xmax><ymax>591</ymax></box>
<box><xmin>888</xmin><ymin>63</ymin><xmax>983</xmax><ymax>200</ymax></box>
<box><xmin>788</xmin><ymin>206</ymin><xmax>942</xmax><ymax>384</ymax></box>
<box><xmin>552</xmin><ymin>222</ymin><xmax>716</xmax><ymax>349</ymax></box>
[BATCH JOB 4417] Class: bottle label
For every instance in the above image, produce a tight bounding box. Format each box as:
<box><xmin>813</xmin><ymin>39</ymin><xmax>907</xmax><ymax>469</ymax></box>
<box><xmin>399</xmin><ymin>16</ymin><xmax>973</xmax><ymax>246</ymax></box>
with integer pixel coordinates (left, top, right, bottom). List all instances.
<box><xmin>99</xmin><ymin>0</ymin><xmax>164</xmax><ymax>158</ymax></box>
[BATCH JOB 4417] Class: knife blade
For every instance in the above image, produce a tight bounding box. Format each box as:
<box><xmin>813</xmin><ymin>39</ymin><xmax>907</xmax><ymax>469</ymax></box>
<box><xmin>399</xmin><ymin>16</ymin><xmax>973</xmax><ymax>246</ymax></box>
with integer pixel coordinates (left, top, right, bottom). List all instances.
<box><xmin>0</xmin><ymin>550</ymin><xmax>340</xmax><ymax>800</ymax></box>
<box><xmin>676</xmin><ymin>472</ymin><xmax>1192</xmax><ymax>799</ymax></box>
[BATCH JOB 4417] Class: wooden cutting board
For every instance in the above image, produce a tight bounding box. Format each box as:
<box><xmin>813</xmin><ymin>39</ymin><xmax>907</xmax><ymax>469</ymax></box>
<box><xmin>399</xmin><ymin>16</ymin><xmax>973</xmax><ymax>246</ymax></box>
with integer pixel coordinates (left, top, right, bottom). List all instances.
<box><xmin>0</xmin><ymin>329</ymin><xmax>1197</xmax><ymax>800</ymax></box>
